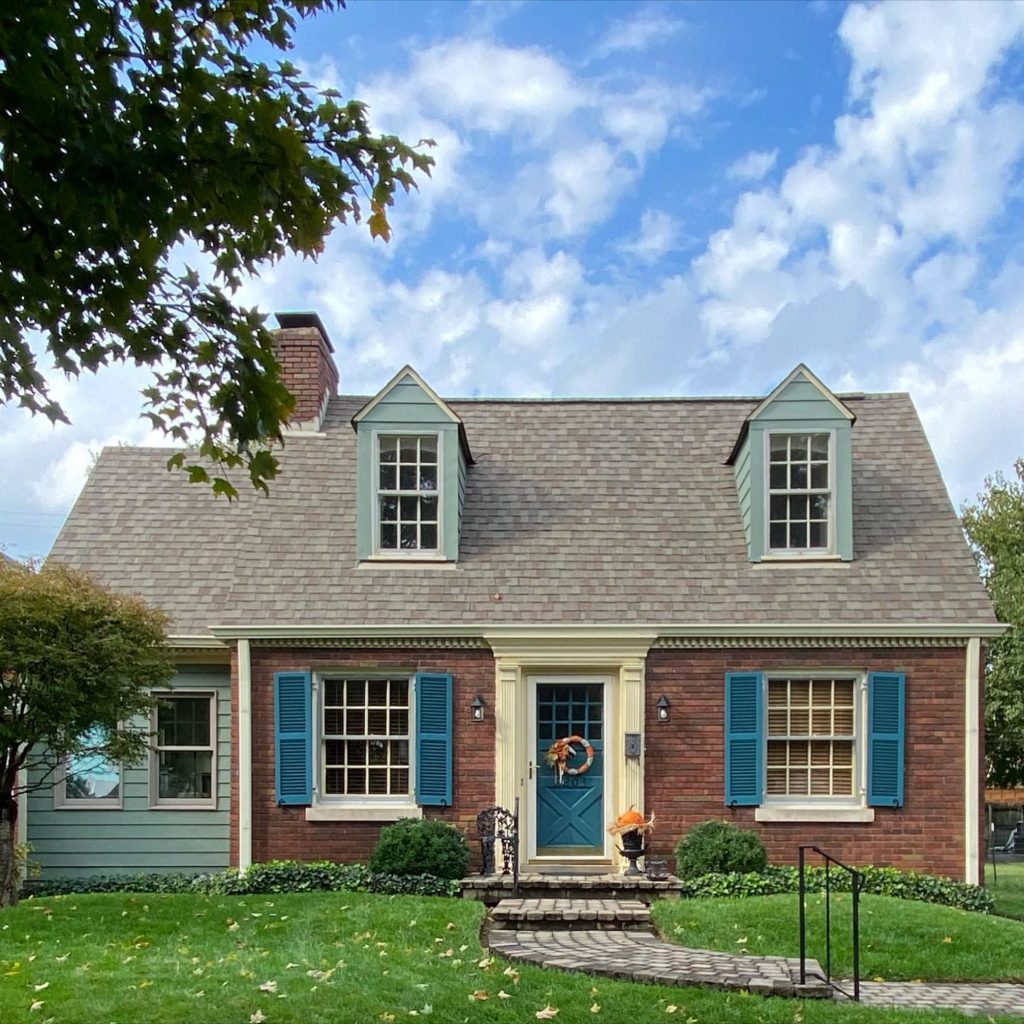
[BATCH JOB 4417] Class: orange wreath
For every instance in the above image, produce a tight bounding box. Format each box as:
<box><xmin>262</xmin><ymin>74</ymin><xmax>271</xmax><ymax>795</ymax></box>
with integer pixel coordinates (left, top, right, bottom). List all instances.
<box><xmin>545</xmin><ymin>735</ymin><xmax>595</xmax><ymax>784</ymax></box>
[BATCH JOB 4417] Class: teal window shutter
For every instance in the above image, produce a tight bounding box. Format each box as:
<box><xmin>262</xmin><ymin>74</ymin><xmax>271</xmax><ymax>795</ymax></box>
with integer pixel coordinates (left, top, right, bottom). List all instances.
<box><xmin>415</xmin><ymin>672</ymin><xmax>453</xmax><ymax>806</ymax></box>
<box><xmin>868</xmin><ymin>672</ymin><xmax>905</xmax><ymax>808</ymax></box>
<box><xmin>725</xmin><ymin>672</ymin><xmax>764</xmax><ymax>806</ymax></box>
<box><xmin>274</xmin><ymin>671</ymin><xmax>312</xmax><ymax>806</ymax></box>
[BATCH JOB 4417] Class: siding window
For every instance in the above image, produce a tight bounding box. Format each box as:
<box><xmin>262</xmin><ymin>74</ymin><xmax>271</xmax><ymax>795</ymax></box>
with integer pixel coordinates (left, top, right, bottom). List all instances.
<box><xmin>767</xmin><ymin>433</ymin><xmax>831</xmax><ymax>552</ymax></box>
<box><xmin>766</xmin><ymin>677</ymin><xmax>855</xmax><ymax>798</ymax></box>
<box><xmin>151</xmin><ymin>693</ymin><xmax>216</xmax><ymax>808</ymax></box>
<box><xmin>322</xmin><ymin>677</ymin><xmax>410</xmax><ymax>798</ymax></box>
<box><xmin>55</xmin><ymin>725</ymin><xmax>121</xmax><ymax>809</ymax></box>
<box><xmin>377</xmin><ymin>434</ymin><xmax>439</xmax><ymax>554</ymax></box>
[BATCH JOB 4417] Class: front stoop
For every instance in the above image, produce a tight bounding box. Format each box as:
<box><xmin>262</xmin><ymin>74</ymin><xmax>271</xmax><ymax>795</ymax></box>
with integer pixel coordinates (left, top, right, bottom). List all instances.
<box><xmin>461</xmin><ymin>872</ymin><xmax>685</xmax><ymax>905</ymax></box>
<box><xmin>492</xmin><ymin>898</ymin><xmax>652</xmax><ymax>932</ymax></box>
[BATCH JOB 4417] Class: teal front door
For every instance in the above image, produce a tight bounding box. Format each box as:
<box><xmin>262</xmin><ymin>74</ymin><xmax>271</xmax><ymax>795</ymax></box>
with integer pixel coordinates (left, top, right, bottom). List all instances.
<box><xmin>535</xmin><ymin>682</ymin><xmax>604</xmax><ymax>856</ymax></box>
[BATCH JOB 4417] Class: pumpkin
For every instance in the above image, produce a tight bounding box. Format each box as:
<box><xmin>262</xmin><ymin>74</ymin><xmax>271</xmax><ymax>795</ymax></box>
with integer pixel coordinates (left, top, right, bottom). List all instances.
<box><xmin>607</xmin><ymin>805</ymin><xmax>655</xmax><ymax>836</ymax></box>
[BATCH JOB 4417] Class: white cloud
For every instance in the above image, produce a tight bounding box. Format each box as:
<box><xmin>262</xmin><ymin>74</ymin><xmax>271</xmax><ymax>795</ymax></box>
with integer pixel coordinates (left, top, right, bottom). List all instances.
<box><xmin>592</xmin><ymin>6</ymin><xmax>688</xmax><ymax>59</ymax></box>
<box><xmin>726</xmin><ymin>148</ymin><xmax>778</xmax><ymax>182</ymax></box>
<box><xmin>621</xmin><ymin>209</ymin><xmax>681</xmax><ymax>262</ymax></box>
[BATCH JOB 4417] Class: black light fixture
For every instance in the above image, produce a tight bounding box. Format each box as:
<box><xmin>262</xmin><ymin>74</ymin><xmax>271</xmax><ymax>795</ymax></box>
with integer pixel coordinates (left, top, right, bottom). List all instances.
<box><xmin>656</xmin><ymin>695</ymin><xmax>670</xmax><ymax>722</ymax></box>
<box><xmin>471</xmin><ymin>694</ymin><xmax>486</xmax><ymax>722</ymax></box>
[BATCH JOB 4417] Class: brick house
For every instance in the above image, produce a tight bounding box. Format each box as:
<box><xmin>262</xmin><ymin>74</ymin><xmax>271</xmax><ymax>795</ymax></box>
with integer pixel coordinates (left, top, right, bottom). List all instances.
<box><xmin>31</xmin><ymin>312</ymin><xmax>1001</xmax><ymax>883</ymax></box>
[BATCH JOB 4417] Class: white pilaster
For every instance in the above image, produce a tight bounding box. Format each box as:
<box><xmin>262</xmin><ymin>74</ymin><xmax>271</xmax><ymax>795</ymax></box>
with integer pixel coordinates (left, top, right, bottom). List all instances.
<box><xmin>238</xmin><ymin>639</ymin><xmax>253</xmax><ymax>873</ymax></box>
<box><xmin>964</xmin><ymin>637</ymin><xmax>981</xmax><ymax>884</ymax></box>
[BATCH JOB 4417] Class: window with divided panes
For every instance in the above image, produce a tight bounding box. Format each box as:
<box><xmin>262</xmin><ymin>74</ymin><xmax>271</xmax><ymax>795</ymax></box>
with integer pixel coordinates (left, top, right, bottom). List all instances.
<box><xmin>768</xmin><ymin>433</ymin><xmax>830</xmax><ymax>551</ymax></box>
<box><xmin>323</xmin><ymin>678</ymin><xmax>410</xmax><ymax>797</ymax></box>
<box><xmin>377</xmin><ymin>435</ymin><xmax>439</xmax><ymax>552</ymax></box>
<box><xmin>766</xmin><ymin>677</ymin><xmax>855</xmax><ymax>797</ymax></box>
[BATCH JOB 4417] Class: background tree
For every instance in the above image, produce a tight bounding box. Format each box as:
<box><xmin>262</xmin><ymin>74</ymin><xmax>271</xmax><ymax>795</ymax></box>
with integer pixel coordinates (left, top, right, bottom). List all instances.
<box><xmin>0</xmin><ymin>562</ymin><xmax>174</xmax><ymax>906</ymax></box>
<box><xmin>962</xmin><ymin>458</ymin><xmax>1024</xmax><ymax>787</ymax></box>
<box><xmin>0</xmin><ymin>1</ymin><xmax>433</xmax><ymax>497</ymax></box>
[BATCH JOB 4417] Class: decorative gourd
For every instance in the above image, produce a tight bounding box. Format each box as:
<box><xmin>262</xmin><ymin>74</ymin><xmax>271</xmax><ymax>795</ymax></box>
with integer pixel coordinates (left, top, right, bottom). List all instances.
<box><xmin>607</xmin><ymin>805</ymin><xmax>655</xmax><ymax>837</ymax></box>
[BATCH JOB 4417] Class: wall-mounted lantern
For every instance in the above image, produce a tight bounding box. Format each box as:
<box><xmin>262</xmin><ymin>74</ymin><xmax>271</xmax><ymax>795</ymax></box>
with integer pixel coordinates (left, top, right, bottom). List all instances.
<box><xmin>656</xmin><ymin>695</ymin><xmax>671</xmax><ymax>722</ymax></box>
<box><xmin>471</xmin><ymin>694</ymin><xmax>486</xmax><ymax>722</ymax></box>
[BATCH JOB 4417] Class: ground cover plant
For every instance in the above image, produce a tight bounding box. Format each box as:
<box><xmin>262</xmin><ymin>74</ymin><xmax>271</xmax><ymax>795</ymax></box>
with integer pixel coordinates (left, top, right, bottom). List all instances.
<box><xmin>653</xmin><ymin>891</ymin><xmax>1024</xmax><ymax>982</ymax></box>
<box><xmin>985</xmin><ymin>859</ymin><xmax>1024</xmax><ymax>919</ymax></box>
<box><xmin>0</xmin><ymin>891</ymin><xmax>1003</xmax><ymax>1024</ymax></box>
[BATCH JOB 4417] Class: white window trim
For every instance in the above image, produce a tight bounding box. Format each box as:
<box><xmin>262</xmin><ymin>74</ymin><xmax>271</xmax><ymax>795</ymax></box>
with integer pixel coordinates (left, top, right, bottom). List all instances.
<box><xmin>306</xmin><ymin>672</ymin><xmax>421</xmax><ymax>822</ymax></box>
<box><xmin>755</xmin><ymin>670</ymin><xmax>874</xmax><ymax>823</ymax></box>
<box><xmin>54</xmin><ymin>737</ymin><xmax>123</xmax><ymax>811</ymax></box>
<box><xmin>370</xmin><ymin>429</ymin><xmax>446</xmax><ymax>561</ymax></box>
<box><xmin>763</xmin><ymin>428</ymin><xmax>837</xmax><ymax>558</ymax></box>
<box><xmin>149</xmin><ymin>690</ymin><xmax>218</xmax><ymax>811</ymax></box>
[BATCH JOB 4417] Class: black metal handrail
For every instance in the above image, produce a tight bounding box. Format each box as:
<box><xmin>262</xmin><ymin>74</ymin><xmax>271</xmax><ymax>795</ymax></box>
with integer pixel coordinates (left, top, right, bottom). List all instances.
<box><xmin>798</xmin><ymin>844</ymin><xmax>862</xmax><ymax>1001</ymax></box>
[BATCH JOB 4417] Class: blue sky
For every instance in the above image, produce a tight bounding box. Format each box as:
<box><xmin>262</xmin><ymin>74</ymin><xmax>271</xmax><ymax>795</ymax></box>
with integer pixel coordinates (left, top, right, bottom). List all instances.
<box><xmin>3</xmin><ymin>0</ymin><xmax>1024</xmax><ymax>560</ymax></box>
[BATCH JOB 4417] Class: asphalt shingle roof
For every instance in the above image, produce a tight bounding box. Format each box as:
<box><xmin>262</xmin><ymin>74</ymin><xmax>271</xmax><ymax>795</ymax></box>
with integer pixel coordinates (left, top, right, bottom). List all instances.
<box><xmin>48</xmin><ymin>391</ymin><xmax>995</xmax><ymax>635</ymax></box>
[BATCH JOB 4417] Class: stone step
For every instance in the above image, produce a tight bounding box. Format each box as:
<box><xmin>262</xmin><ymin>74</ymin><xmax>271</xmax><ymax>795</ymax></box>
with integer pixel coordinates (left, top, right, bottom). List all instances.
<box><xmin>462</xmin><ymin>872</ymin><xmax>684</xmax><ymax>906</ymax></box>
<box><xmin>491</xmin><ymin>897</ymin><xmax>653</xmax><ymax>932</ymax></box>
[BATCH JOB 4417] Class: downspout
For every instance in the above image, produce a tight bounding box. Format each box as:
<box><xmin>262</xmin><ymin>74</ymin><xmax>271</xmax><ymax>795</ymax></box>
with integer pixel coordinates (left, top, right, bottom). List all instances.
<box><xmin>16</xmin><ymin>768</ymin><xmax>27</xmax><ymax>883</ymax></box>
<box><xmin>964</xmin><ymin>637</ymin><xmax>981</xmax><ymax>885</ymax></box>
<box><xmin>238</xmin><ymin>639</ymin><xmax>253</xmax><ymax>873</ymax></box>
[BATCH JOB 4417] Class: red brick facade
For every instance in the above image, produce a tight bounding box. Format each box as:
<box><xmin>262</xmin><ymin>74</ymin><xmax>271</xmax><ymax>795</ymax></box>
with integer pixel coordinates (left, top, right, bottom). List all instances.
<box><xmin>231</xmin><ymin>647</ymin><xmax>495</xmax><ymax>867</ymax></box>
<box><xmin>231</xmin><ymin>642</ymin><xmax>977</xmax><ymax>881</ymax></box>
<box><xmin>644</xmin><ymin>645</ymin><xmax>974</xmax><ymax>882</ymax></box>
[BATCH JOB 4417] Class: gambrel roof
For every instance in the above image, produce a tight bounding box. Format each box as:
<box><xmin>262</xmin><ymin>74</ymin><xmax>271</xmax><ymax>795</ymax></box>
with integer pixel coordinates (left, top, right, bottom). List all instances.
<box><xmin>48</xmin><ymin>388</ymin><xmax>995</xmax><ymax>636</ymax></box>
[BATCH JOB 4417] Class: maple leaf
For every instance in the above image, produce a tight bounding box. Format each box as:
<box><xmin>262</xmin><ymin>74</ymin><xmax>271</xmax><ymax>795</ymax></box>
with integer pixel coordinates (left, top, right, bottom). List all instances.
<box><xmin>591</xmin><ymin>1004</ymin><xmax>601</xmax><ymax>1014</ymax></box>
<box><xmin>536</xmin><ymin>1006</ymin><xmax>559</xmax><ymax>1020</ymax></box>
<box><xmin>258</xmin><ymin>980</ymin><xmax>278</xmax><ymax>994</ymax></box>
<box><xmin>249</xmin><ymin>1012</ymin><xmax>268</xmax><ymax>1024</ymax></box>
<box><xmin>446</xmin><ymin>922</ymin><xmax>456</xmax><ymax>930</ymax></box>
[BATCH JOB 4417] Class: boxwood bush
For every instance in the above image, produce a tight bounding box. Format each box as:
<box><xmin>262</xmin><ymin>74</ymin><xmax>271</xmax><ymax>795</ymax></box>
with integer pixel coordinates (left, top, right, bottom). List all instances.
<box><xmin>675</xmin><ymin>820</ymin><xmax>768</xmax><ymax>878</ymax></box>
<box><xmin>368</xmin><ymin>817</ymin><xmax>470</xmax><ymax>880</ymax></box>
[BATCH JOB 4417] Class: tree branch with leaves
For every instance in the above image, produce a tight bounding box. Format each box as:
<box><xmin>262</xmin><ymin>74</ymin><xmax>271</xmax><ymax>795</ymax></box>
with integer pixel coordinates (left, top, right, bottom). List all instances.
<box><xmin>0</xmin><ymin>562</ymin><xmax>174</xmax><ymax>905</ymax></box>
<box><xmin>962</xmin><ymin>458</ymin><xmax>1024</xmax><ymax>788</ymax></box>
<box><xmin>0</xmin><ymin>1</ymin><xmax>433</xmax><ymax>497</ymax></box>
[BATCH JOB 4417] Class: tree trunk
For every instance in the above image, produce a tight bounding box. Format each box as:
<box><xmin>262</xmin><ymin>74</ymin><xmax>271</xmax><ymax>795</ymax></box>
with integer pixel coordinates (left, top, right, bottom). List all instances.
<box><xmin>0</xmin><ymin>794</ymin><xmax>20</xmax><ymax>907</ymax></box>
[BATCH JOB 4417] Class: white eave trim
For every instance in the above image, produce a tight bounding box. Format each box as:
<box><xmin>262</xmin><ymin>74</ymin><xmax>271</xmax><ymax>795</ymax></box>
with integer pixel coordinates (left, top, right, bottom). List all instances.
<box><xmin>167</xmin><ymin>634</ymin><xmax>230</xmax><ymax>649</ymax></box>
<box><xmin>747</xmin><ymin>363</ymin><xmax>856</xmax><ymax>423</ymax></box>
<box><xmin>351</xmin><ymin>364</ymin><xmax>461</xmax><ymax>425</ymax></box>
<box><xmin>207</xmin><ymin>622</ymin><xmax>1008</xmax><ymax>641</ymax></box>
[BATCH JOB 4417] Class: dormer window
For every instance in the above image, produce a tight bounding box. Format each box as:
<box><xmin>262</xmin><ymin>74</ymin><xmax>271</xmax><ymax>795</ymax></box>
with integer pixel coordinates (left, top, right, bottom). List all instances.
<box><xmin>767</xmin><ymin>432</ymin><xmax>832</xmax><ymax>553</ymax></box>
<box><xmin>376</xmin><ymin>434</ymin><xmax>440</xmax><ymax>554</ymax></box>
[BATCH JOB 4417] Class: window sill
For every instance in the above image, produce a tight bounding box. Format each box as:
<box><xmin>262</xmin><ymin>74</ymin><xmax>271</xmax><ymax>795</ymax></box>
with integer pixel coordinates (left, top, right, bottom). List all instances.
<box><xmin>305</xmin><ymin>804</ymin><xmax>423</xmax><ymax>823</ymax></box>
<box><xmin>358</xmin><ymin>558</ymin><xmax>458</xmax><ymax>570</ymax></box>
<box><xmin>755</xmin><ymin>805</ymin><xmax>874</xmax><ymax>823</ymax></box>
<box><xmin>758</xmin><ymin>553</ymin><xmax>845</xmax><ymax>563</ymax></box>
<box><xmin>55</xmin><ymin>802</ymin><xmax>123</xmax><ymax>811</ymax></box>
<box><xmin>148</xmin><ymin>802</ymin><xmax>219</xmax><ymax>812</ymax></box>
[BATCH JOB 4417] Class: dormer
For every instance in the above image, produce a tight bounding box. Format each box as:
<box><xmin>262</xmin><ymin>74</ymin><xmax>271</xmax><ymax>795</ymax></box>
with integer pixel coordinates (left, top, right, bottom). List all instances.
<box><xmin>727</xmin><ymin>365</ymin><xmax>855</xmax><ymax>562</ymax></box>
<box><xmin>352</xmin><ymin>366</ymin><xmax>473</xmax><ymax>562</ymax></box>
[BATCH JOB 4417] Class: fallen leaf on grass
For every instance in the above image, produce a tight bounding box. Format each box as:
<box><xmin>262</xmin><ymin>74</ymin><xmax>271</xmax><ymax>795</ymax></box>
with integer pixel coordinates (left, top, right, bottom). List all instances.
<box><xmin>943</xmin><ymin>936</ymin><xmax>953</xmax><ymax>944</ymax></box>
<box><xmin>30</xmin><ymin>1001</ymin><xmax>44</xmax><ymax>1012</ymax></box>
<box><xmin>469</xmin><ymin>990</ymin><xmax>489</xmax><ymax>1001</ymax></box>
<box><xmin>591</xmin><ymin>1004</ymin><xmax>600</xmax><ymax>1014</ymax></box>
<box><xmin>665</xmin><ymin>1007</ymin><xmax>677</xmax><ymax>1014</ymax></box>
<box><xmin>498</xmin><ymin>991</ymin><xmax>512</xmax><ymax>1000</ymax></box>
<box><xmin>503</xmin><ymin>966</ymin><xmax>520</xmax><ymax>982</ymax></box>
<box><xmin>477</xmin><ymin>956</ymin><xmax>494</xmax><ymax>969</ymax></box>
<box><xmin>34</xmin><ymin>983</ymin><xmax>49</xmax><ymax>991</ymax></box>
<box><xmin>249</xmin><ymin>1012</ymin><xmax>267</xmax><ymax>1024</ymax></box>
<box><xmin>54</xmin><ymin>954</ymin><xmax>69</xmax><ymax>964</ymax></box>
<box><xmin>258</xmin><ymin>980</ymin><xmax>278</xmax><ymax>994</ymax></box>
<box><xmin>536</xmin><ymin>1006</ymin><xmax>559</xmax><ymax>1020</ymax></box>
<box><xmin>446</xmin><ymin>922</ymin><xmax>456</xmax><ymax>931</ymax></box>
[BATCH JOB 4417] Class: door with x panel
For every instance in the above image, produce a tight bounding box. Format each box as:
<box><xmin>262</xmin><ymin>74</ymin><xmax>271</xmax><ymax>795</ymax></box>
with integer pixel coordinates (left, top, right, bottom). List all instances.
<box><xmin>535</xmin><ymin>682</ymin><xmax>605</xmax><ymax>856</ymax></box>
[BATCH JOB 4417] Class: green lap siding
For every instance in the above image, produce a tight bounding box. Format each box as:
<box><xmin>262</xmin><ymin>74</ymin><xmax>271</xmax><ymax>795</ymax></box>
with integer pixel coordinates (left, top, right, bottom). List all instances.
<box><xmin>25</xmin><ymin>665</ymin><xmax>231</xmax><ymax>879</ymax></box>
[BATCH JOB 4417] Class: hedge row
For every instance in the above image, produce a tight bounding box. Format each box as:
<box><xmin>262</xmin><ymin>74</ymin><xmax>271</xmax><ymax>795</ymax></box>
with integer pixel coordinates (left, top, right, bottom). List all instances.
<box><xmin>678</xmin><ymin>864</ymin><xmax>995</xmax><ymax>914</ymax></box>
<box><xmin>29</xmin><ymin>860</ymin><xmax>460</xmax><ymax>899</ymax></box>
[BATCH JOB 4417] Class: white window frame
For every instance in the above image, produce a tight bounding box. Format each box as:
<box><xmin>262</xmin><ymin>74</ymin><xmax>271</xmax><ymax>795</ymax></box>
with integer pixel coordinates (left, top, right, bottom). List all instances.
<box><xmin>54</xmin><ymin>726</ymin><xmax>123</xmax><ymax>810</ymax></box>
<box><xmin>149</xmin><ymin>690</ymin><xmax>217</xmax><ymax>810</ymax></box>
<box><xmin>756</xmin><ymin>671</ymin><xmax>874</xmax><ymax>823</ymax></box>
<box><xmin>306</xmin><ymin>672</ymin><xmax>421</xmax><ymax>822</ymax></box>
<box><xmin>763</xmin><ymin>429</ymin><xmax>836</xmax><ymax>558</ymax></box>
<box><xmin>371</xmin><ymin>430</ymin><xmax>446</xmax><ymax>561</ymax></box>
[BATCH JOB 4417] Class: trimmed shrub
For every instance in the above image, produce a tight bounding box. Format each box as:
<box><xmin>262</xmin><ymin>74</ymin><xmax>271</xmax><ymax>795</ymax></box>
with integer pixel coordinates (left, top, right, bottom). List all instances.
<box><xmin>369</xmin><ymin>818</ymin><xmax>470</xmax><ymax>880</ymax></box>
<box><xmin>28</xmin><ymin>860</ymin><xmax>460</xmax><ymax>899</ymax></box>
<box><xmin>675</xmin><ymin>820</ymin><xmax>767</xmax><ymax>878</ymax></box>
<box><xmin>677</xmin><ymin>864</ymin><xmax>995</xmax><ymax>915</ymax></box>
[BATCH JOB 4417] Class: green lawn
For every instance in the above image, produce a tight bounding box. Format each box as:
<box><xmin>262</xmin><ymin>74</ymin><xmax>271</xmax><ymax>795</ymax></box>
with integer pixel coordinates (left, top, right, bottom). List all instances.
<box><xmin>986</xmin><ymin>859</ymin><xmax>1024</xmax><ymax>919</ymax></box>
<box><xmin>652</xmin><ymin>892</ymin><xmax>1024</xmax><ymax>982</ymax></box>
<box><xmin>0</xmin><ymin>892</ymin><xmax>1012</xmax><ymax>1024</ymax></box>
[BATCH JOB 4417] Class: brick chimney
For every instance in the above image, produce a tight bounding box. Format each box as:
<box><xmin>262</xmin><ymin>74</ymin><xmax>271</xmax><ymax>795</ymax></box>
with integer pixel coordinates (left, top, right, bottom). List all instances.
<box><xmin>273</xmin><ymin>311</ymin><xmax>339</xmax><ymax>431</ymax></box>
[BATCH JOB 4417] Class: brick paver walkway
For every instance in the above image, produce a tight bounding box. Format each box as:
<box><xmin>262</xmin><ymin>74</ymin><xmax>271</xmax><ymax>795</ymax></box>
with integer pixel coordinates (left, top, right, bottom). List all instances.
<box><xmin>487</xmin><ymin>906</ymin><xmax>1024</xmax><ymax>1016</ymax></box>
